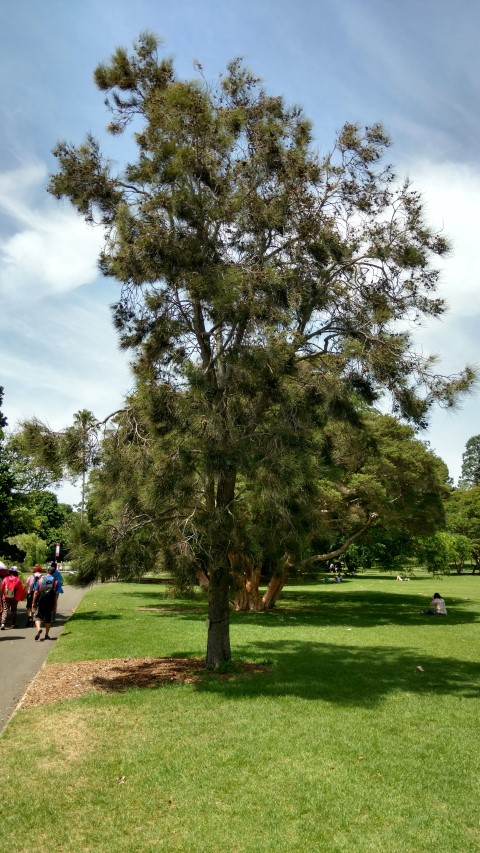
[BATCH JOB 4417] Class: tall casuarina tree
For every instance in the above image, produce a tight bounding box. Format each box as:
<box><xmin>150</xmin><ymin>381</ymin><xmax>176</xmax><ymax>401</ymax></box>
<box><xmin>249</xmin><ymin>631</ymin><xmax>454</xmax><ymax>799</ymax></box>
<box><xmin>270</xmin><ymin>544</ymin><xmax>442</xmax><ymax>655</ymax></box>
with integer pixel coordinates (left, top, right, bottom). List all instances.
<box><xmin>48</xmin><ymin>33</ymin><xmax>474</xmax><ymax>666</ymax></box>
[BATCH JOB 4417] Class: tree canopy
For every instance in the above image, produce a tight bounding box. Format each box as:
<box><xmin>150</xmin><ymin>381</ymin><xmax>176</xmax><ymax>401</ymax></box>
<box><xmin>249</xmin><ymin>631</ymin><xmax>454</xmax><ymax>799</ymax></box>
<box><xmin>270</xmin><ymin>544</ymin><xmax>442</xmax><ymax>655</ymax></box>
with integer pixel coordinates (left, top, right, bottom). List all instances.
<box><xmin>459</xmin><ymin>434</ymin><xmax>480</xmax><ymax>489</ymax></box>
<box><xmin>48</xmin><ymin>33</ymin><xmax>474</xmax><ymax>666</ymax></box>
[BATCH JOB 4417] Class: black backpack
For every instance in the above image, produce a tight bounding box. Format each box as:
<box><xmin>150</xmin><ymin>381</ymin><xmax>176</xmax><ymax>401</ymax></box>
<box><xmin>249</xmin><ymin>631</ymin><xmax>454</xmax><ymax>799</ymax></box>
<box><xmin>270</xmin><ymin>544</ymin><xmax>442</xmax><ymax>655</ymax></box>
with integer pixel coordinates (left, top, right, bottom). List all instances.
<box><xmin>37</xmin><ymin>577</ymin><xmax>56</xmax><ymax>603</ymax></box>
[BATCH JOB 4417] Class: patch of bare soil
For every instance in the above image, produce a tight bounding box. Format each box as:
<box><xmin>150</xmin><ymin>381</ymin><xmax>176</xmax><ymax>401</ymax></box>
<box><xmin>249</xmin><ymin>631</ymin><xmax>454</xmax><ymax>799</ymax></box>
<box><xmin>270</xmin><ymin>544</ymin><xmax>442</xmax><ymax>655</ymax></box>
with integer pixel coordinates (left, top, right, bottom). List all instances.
<box><xmin>21</xmin><ymin>657</ymin><xmax>269</xmax><ymax>708</ymax></box>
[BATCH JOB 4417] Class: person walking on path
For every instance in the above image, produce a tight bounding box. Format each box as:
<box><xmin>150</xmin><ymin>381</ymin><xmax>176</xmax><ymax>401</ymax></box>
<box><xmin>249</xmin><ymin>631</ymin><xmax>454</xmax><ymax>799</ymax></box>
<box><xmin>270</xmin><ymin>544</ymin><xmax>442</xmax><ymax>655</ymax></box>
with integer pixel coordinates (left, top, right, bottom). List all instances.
<box><xmin>49</xmin><ymin>561</ymin><xmax>64</xmax><ymax>621</ymax></box>
<box><xmin>32</xmin><ymin>569</ymin><xmax>57</xmax><ymax>640</ymax></box>
<box><xmin>25</xmin><ymin>566</ymin><xmax>43</xmax><ymax>627</ymax></box>
<box><xmin>1</xmin><ymin>567</ymin><xmax>25</xmax><ymax>630</ymax></box>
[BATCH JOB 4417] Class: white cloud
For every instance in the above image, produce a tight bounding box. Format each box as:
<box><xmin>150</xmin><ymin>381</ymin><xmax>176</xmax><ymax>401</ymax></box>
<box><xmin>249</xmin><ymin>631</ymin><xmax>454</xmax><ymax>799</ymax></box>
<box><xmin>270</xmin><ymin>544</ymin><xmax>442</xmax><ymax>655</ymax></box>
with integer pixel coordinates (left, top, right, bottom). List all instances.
<box><xmin>2</xmin><ymin>294</ymin><xmax>131</xmax><ymax>430</ymax></box>
<box><xmin>406</xmin><ymin>160</ymin><xmax>480</xmax><ymax>318</ymax></box>
<box><xmin>0</xmin><ymin>163</ymin><xmax>102</xmax><ymax>301</ymax></box>
<box><xmin>402</xmin><ymin>160</ymin><xmax>480</xmax><ymax>481</ymax></box>
<box><xmin>0</xmin><ymin>162</ymin><xmax>131</xmax><ymax>438</ymax></box>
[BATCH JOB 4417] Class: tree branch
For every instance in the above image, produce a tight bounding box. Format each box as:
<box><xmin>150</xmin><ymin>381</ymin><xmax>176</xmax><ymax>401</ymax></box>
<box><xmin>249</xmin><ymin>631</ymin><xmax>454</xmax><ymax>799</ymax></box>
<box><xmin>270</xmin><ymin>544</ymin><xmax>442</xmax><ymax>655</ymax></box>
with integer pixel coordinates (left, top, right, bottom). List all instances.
<box><xmin>298</xmin><ymin>512</ymin><xmax>378</xmax><ymax>568</ymax></box>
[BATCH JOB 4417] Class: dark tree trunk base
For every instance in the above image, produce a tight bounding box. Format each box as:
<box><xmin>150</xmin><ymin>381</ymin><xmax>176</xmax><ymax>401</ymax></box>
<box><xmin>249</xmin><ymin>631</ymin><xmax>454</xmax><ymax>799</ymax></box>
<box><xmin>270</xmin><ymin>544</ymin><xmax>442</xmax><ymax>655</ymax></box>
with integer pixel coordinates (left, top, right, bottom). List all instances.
<box><xmin>206</xmin><ymin>571</ymin><xmax>231</xmax><ymax>668</ymax></box>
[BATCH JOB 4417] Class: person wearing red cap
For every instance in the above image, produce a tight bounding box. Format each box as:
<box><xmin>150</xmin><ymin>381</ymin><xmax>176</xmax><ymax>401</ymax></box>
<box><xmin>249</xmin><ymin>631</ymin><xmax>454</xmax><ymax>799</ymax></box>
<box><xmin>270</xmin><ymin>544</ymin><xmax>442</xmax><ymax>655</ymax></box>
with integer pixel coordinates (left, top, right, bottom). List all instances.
<box><xmin>1</xmin><ymin>567</ymin><xmax>25</xmax><ymax>630</ymax></box>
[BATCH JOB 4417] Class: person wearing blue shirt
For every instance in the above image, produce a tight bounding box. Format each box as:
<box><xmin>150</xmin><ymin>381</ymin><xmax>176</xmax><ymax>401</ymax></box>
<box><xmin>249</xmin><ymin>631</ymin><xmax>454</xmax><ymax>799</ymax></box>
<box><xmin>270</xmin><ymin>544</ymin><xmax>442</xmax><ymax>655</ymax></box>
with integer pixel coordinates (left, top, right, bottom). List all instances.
<box><xmin>49</xmin><ymin>561</ymin><xmax>64</xmax><ymax>621</ymax></box>
<box><xmin>32</xmin><ymin>570</ymin><xmax>57</xmax><ymax>641</ymax></box>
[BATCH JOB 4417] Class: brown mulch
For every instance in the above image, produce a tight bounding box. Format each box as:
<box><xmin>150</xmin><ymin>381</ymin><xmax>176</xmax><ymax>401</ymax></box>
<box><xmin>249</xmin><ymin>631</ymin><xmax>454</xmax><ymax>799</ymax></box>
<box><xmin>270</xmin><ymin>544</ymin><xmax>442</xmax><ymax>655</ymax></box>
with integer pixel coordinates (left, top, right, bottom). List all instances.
<box><xmin>20</xmin><ymin>657</ymin><xmax>270</xmax><ymax>708</ymax></box>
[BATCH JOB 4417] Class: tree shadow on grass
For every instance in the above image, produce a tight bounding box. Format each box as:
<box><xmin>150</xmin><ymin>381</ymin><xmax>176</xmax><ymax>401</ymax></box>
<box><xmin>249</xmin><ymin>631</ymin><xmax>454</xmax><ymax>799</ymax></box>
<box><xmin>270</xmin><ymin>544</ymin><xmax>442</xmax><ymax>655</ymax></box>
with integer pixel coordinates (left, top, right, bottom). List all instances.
<box><xmin>67</xmin><ymin>610</ymin><xmax>122</xmax><ymax>622</ymax></box>
<box><xmin>74</xmin><ymin>639</ymin><xmax>480</xmax><ymax>710</ymax></box>
<box><xmin>116</xmin><ymin>585</ymin><xmax>479</xmax><ymax>629</ymax></box>
<box><xmin>193</xmin><ymin>639</ymin><xmax>480</xmax><ymax>707</ymax></box>
<box><xmin>228</xmin><ymin>589</ymin><xmax>480</xmax><ymax>629</ymax></box>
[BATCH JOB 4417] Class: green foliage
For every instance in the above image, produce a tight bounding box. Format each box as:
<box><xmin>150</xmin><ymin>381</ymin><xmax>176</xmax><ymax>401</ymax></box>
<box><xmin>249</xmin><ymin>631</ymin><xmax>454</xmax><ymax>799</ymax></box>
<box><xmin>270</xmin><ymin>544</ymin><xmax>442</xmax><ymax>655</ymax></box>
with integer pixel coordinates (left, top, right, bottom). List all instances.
<box><xmin>47</xmin><ymin>34</ymin><xmax>474</xmax><ymax>662</ymax></box>
<box><xmin>414</xmin><ymin>530</ymin><xmax>473</xmax><ymax>574</ymax></box>
<box><xmin>0</xmin><ymin>394</ymin><xmax>76</xmax><ymax>561</ymax></box>
<box><xmin>445</xmin><ymin>486</ymin><xmax>480</xmax><ymax>539</ymax></box>
<box><xmin>458</xmin><ymin>434</ymin><xmax>480</xmax><ymax>488</ymax></box>
<box><xmin>13</xmin><ymin>409</ymin><xmax>102</xmax><ymax>523</ymax></box>
<box><xmin>10</xmin><ymin>490</ymin><xmax>73</xmax><ymax>560</ymax></box>
<box><xmin>0</xmin><ymin>388</ymin><xmax>17</xmax><ymax>551</ymax></box>
<box><xmin>442</xmin><ymin>486</ymin><xmax>480</xmax><ymax>570</ymax></box>
<box><xmin>13</xmin><ymin>410</ymin><xmax>100</xmax><ymax>483</ymax></box>
<box><xmin>6</xmin><ymin>532</ymin><xmax>47</xmax><ymax>568</ymax></box>
<box><xmin>6</xmin><ymin>434</ymin><xmax>57</xmax><ymax>493</ymax></box>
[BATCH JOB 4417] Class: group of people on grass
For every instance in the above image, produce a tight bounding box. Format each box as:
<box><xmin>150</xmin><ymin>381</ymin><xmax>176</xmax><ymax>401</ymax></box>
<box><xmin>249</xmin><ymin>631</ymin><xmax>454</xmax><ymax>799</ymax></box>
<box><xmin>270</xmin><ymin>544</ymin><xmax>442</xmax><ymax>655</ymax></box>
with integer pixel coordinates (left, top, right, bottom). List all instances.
<box><xmin>0</xmin><ymin>561</ymin><xmax>64</xmax><ymax>640</ymax></box>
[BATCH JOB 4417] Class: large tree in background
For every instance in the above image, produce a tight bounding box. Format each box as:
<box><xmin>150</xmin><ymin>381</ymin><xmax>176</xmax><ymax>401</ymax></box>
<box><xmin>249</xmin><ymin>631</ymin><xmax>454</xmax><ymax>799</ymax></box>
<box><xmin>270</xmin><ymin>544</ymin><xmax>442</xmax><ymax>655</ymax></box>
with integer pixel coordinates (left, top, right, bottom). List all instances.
<box><xmin>10</xmin><ymin>490</ymin><xmax>73</xmax><ymax>559</ymax></box>
<box><xmin>458</xmin><ymin>434</ymin><xmax>480</xmax><ymax>489</ymax></box>
<box><xmin>48</xmin><ymin>33</ymin><xmax>474</xmax><ymax>666</ymax></box>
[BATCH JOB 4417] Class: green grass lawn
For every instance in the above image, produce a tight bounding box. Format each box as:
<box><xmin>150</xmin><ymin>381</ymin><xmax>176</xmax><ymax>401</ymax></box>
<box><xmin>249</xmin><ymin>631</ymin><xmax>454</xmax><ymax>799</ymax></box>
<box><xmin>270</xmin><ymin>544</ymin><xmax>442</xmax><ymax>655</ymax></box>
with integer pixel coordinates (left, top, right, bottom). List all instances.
<box><xmin>1</xmin><ymin>573</ymin><xmax>479</xmax><ymax>853</ymax></box>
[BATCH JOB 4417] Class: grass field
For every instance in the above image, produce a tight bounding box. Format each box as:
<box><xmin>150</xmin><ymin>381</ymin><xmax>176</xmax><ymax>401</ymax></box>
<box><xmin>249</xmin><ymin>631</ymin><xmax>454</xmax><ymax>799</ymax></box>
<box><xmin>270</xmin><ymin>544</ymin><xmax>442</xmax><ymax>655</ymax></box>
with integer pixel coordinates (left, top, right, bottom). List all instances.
<box><xmin>1</xmin><ymin>572</ymin><xmax>479</xmax><ymax>853</ymax></box>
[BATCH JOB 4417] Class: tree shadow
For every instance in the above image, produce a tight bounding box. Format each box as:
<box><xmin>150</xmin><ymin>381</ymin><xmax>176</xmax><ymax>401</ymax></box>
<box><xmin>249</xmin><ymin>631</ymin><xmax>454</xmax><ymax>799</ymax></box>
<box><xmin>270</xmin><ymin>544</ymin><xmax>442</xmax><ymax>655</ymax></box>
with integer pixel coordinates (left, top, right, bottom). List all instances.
<box><xmin>67</xmin><ymin>610</ymin><xmax>122</xmax><ymax>622</ymax></box>
<box><xmin>193</xmin><ymin>639</ymin><xmax>480</xmax><ymax>707</ymax></box>
<box><xmin>229</xmin><ymin>589</ymin><xmax>479</xmax><ymax>628</ymax></box>
<box><xmin>0</xmin><ymin>635</ymin><xmax>26</xmax><ymax>642</ymax></box>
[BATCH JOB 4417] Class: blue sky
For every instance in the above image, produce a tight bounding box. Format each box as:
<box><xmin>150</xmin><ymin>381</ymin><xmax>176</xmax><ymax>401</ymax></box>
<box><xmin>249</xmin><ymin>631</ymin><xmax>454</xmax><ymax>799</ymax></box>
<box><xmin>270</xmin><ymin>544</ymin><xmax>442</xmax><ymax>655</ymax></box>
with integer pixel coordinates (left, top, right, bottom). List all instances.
<box><xmin>1</xmin><ymin>0</ymin><xmax>479</xmax><ymax>504</ymax></box>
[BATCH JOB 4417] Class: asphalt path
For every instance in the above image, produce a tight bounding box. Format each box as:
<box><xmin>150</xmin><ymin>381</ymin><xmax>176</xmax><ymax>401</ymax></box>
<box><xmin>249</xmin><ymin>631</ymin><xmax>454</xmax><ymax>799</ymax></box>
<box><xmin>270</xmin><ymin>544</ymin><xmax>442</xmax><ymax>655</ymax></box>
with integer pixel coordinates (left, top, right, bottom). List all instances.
<box><xmin>0</xmin><ymin>583</ymin><xmax>88</xmax><ymax>734</ymax></box>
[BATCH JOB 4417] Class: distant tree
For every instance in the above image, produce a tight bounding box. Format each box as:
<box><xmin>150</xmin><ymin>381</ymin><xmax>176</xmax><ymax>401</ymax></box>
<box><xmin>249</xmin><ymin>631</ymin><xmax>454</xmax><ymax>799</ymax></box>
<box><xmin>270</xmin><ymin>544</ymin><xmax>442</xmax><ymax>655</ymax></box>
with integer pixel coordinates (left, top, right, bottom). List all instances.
<box><xmin>329</xmin><ymin>412</ymin><xmax>450</xmax><ymax>572</ymax></box>
<box><xmin>14</xmin><ymin>409</ymin><xmax>103</xmax><ymax>522</ymax></box>
<box><xmin>48</xmin><ymin>33</ymin><xmax>474</xmax><ymax>666</ymax></box>
<box><xmin>0</xmin><ymin>388</ymin><xmax>17</xmax><ymax>554</ymax></box>
<box><xmin>6</xmin><ymin>532</ymin><xmax>47</xmax><ymax>569</ymax></box>
<box><xmin>11</xmin><ymin>490</ymin><xmax>73</xmax><ymax>560</ymax></box>
<box><xmin>445</xmin><ymin>485</ymin><xmax>480</xmax><ymax>572</ymax></box>
<box><xmin>458</xmin><ymin>435</ymin><xmax>480</xmax><ymax>488</ymax></box>
<box><xmin>414</xmin><ymin>530</ymin><xmax>473</xmax><ymax>574</ymax></box>
<box><xmin>6</xmin><ymin>435</ymin><xmax>57</xmax><ymax>493</ymax></box>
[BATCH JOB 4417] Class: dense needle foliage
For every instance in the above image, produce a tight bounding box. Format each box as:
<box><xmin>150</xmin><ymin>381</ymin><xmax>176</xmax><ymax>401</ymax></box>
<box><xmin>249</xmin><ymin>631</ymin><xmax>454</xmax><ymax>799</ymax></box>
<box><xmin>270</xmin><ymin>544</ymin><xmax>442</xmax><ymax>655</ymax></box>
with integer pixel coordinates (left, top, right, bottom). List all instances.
<box><xmin>48</xmin><ymin>33</ymin><xmax>473</xmax><ymax>664</ymax></box>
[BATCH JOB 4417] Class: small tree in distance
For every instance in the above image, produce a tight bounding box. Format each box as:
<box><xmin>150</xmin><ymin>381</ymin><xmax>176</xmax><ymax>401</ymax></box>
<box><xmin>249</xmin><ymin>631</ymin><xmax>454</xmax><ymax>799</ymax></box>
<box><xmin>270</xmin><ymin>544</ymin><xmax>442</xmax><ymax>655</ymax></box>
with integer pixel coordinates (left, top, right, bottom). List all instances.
<box><xmin>48</xmin><ymin>33</ymin><xmax>474</xmax><ymax>667</ymax></box>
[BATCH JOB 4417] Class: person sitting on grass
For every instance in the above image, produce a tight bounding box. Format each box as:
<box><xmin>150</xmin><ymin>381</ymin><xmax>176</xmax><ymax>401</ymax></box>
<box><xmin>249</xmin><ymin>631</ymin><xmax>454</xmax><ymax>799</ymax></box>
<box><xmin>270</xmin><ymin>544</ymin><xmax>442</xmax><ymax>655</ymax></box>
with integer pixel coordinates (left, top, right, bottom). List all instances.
<box><xmin>422</xmin><ymin>592</ymin><xmax>447</xmax><ymax>616</ymax></box>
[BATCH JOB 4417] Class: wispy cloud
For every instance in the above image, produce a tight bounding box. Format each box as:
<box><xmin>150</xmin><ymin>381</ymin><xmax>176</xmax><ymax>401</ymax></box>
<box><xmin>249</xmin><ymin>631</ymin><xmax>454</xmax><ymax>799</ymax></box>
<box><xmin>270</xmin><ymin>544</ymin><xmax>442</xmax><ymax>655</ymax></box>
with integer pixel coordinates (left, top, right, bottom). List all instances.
<box><xmin>0</xmin><ymin>164</ymin><xmax>102</xmax><ymax>302</ymax></box>
<box><xmin>0</xmin><ymin>162</ymin><xmax>131</xmax><ymax>436</ymax></box>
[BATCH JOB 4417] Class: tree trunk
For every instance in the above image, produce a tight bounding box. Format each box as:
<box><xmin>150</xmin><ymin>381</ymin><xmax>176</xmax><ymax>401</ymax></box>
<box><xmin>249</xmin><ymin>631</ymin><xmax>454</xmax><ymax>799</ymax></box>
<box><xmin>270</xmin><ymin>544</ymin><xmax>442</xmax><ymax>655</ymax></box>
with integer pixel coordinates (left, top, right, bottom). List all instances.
<box><xmin>231</xmin><ymin>555</ymin><xmax>288</xmax><ymax>612</ymax></box>
<box><xmin>196</xmin><ymin>569</ymin><xmax>210</xmax><ymax>591</ymax></box>
<box><xmin>262</xmin><ymin>575</ymin><xmax>287</xmax><ymax>610</ymax></box>
<box><xmin>206</xmin><ymin>569</ymin><xmax>231</xmax><ymax>668</ymax></box>
<box><xmin>232</xmin><ymin>558</ymin><xmax>263</xmax><ymax>611</ymax></box>
<box><xmin>205</xmin><ymin>466</ymin><xmax>236</xmax><ymax>667</ymax></box>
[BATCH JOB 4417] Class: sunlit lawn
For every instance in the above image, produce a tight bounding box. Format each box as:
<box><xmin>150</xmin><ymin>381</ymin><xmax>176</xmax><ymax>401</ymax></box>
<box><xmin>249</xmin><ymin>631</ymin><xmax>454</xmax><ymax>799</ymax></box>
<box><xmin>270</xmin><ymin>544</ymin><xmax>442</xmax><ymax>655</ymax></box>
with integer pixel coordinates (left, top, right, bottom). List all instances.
<box><xmin>1</xmin><ymin>572</ymin><xmax>479</xmax><ymax>853</ymax></box>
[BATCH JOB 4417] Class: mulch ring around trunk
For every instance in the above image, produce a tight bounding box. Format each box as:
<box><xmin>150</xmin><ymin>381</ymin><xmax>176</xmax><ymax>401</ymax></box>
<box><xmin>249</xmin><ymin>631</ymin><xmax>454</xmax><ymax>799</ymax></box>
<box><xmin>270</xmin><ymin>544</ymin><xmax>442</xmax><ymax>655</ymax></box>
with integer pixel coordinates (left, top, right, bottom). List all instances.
<box><xmin>20</xmin><ymin>657</ymin><xmax>271</xmax><ymax>708</ymax></box>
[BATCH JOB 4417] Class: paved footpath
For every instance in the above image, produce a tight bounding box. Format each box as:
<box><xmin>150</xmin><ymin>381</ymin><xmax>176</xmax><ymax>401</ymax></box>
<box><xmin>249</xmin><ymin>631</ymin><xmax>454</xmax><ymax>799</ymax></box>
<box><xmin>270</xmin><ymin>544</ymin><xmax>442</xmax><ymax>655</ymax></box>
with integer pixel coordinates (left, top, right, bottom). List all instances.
<box><xmin>0</xmin><ymin>584</ymin><xmax>88</xmax><ymax>734</ymax></box>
